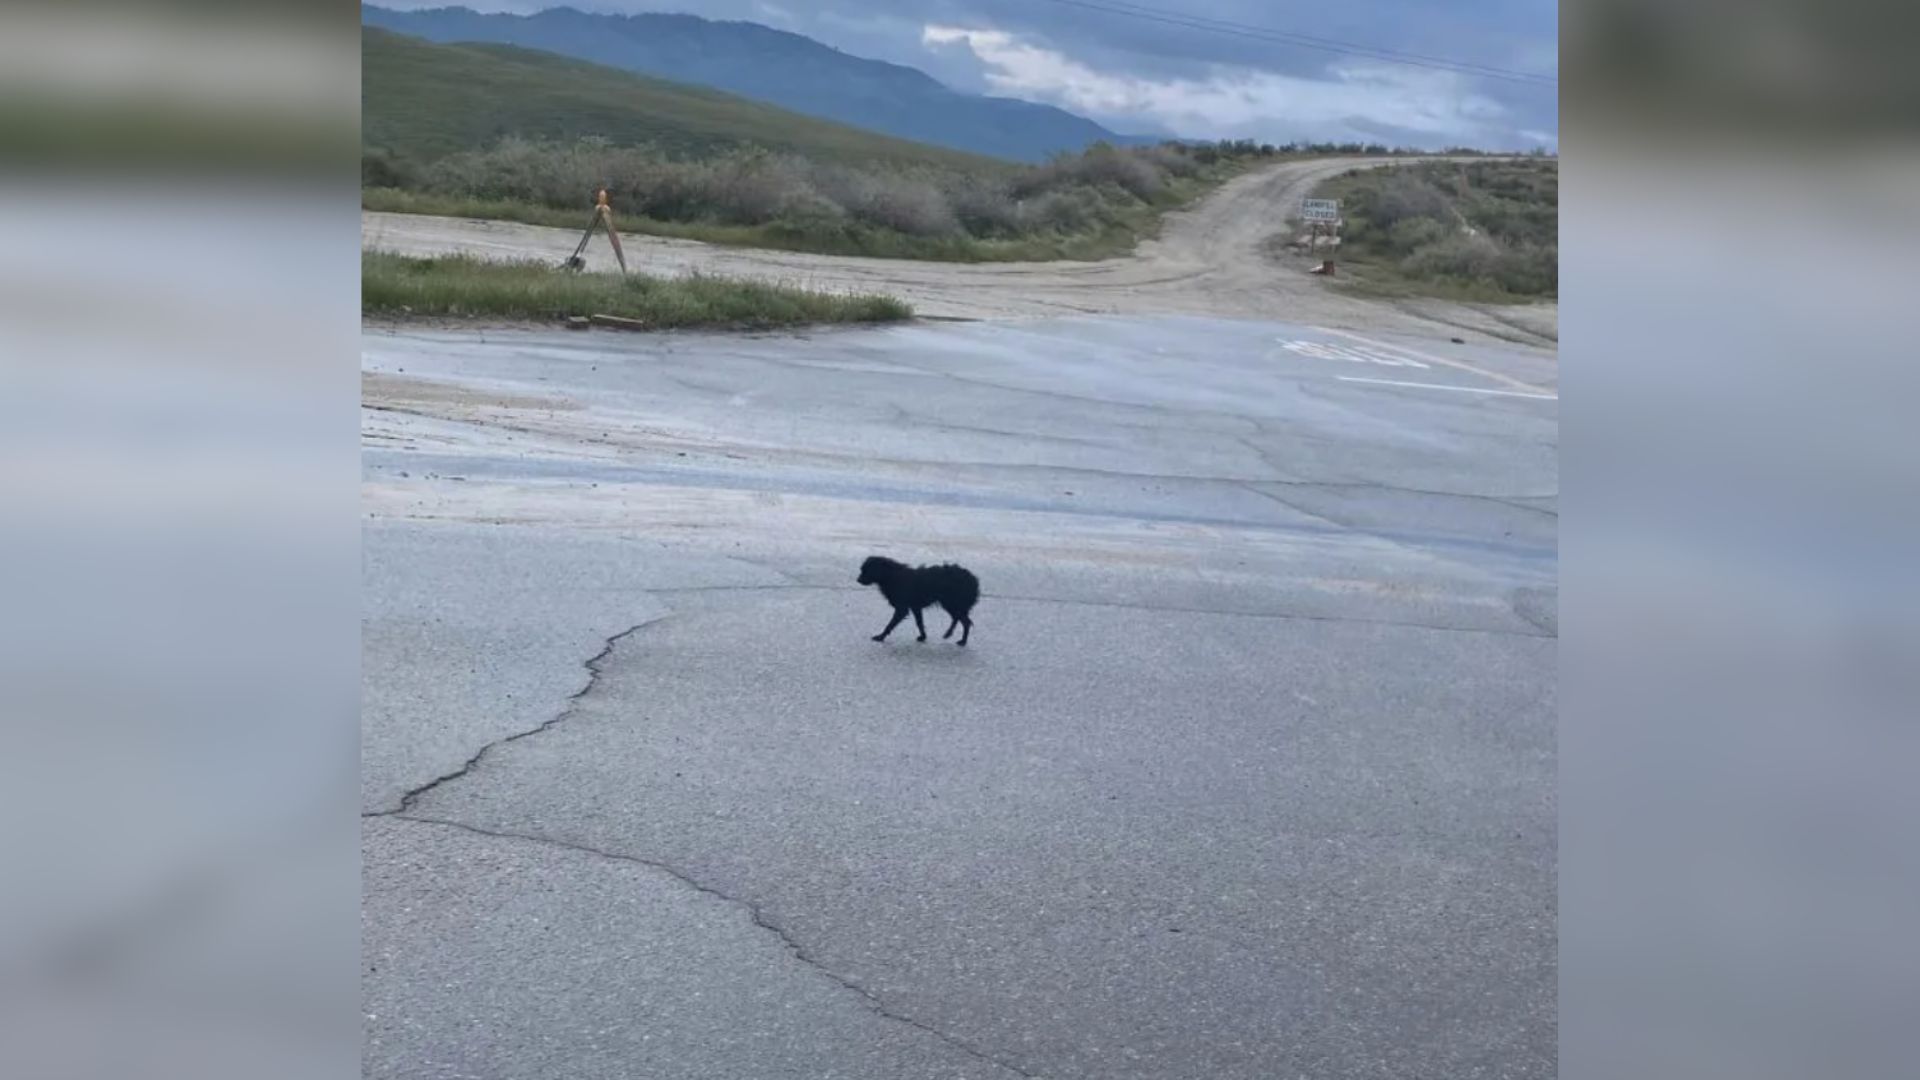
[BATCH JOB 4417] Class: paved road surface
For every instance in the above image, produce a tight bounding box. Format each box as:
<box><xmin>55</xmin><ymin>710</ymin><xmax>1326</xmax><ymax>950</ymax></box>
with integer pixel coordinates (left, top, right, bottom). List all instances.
<box><xmin>363</xmin><ymin>315</ymin><xmax>1556</xmax><ymax>1079</ymax></box>
<box><xmin>362</xmin><ymin>156</ymin><xmax>1558</xmax><ymax>348</ymax></box>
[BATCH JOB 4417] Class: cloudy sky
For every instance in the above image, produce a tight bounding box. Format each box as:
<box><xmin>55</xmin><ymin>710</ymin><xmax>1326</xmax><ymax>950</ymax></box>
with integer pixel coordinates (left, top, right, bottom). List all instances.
<box><xmin>378</xmin><ymin>1</ymin><xmax>1558</xmax><ymax>149</ymax></box>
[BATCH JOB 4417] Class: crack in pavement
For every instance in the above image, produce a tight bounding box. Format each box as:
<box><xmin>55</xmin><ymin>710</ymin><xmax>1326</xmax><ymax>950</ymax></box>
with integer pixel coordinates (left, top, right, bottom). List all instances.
<box><xmin>1230</xmin><ymin>481</ymin><xmax>1558</xmax><ymax>611</ymax></box>
<box><xmin>370</xmin><ymin>593</ymin><xmax>1041</xmax><ymax>1075</ymax></box>
<box><xmin>365</xmin><ymin>575</ymin><xmax>1539</xmax><ymax>1073</ymax></box>
<box><xmin>870</xmin><ymin>356</ymin><xmax>1268</xmax><ymax>428</ymax></box>
<box><xmin>894</xmin><ymin>410</ymin><xmax>1119</xmax><ymax>450</ymax></box>
<box><xmin>366</xmin><ymin>469</ymin><xmax>1557</xmax><ymax>566</ymax></box>
<box><xmin>1507</xmin><ymin>586</ymin><xmax>1559</xmax><ymax>637</ymax></box>
<box><xmin>1233</xmin><ymin>480</ymin><xmax>1355</xmax><ymax>532</ymax></box>
<box><xmin>368</xmin><ymin>395</ymin><xmax>1552</xmax><ymax>516</ymax></box>
<box><xmin>389</xmin><ymin>813</ymin><xmax>1040</xmax><ymax>1080</ymax></box>
<box><xmin>363</xmin><ymin>616</ymin><xmax>670</xmax><ymax>818</ymax></box>
<box><xmin>1247</xmin><ymin>475</ymin><xmax>1560</xmax><ymax>514</ymax></box>
<box><xmin>371</xmin><ymin>447</ymin><xmax>1557</xmax><ymax>545</ymax></box>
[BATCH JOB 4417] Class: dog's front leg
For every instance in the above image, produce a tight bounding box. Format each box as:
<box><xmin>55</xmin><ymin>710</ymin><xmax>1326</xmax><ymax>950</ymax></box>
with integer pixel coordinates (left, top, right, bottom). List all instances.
<box><xmin>911</xmin><ymin>608</ymin><xmax>927</xmax><ymax>642</ymax></box>
<box><xmin>873</xmin><ymin>607</ymin><xmax>908</xmax><ymax>642</ymax></box>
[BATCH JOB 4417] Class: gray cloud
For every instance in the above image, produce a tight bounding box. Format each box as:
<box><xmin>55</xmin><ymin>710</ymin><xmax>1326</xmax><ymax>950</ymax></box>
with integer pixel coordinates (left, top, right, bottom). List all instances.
<box><xmin>377</xmin><ymin>1</ymin><xmax>1558</xmax><ymax>148</ymax></box>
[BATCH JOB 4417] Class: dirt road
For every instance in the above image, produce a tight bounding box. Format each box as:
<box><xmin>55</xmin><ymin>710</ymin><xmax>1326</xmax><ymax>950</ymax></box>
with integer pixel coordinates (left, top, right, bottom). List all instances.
<box><xmin>362</xmin><ymin>156</ymin><xmax>1557</xmax><ymax>348</ymax></box>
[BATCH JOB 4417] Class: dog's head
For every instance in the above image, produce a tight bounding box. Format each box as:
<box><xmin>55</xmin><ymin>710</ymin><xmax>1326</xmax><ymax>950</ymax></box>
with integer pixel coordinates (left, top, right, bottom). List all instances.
<box><xmin>856</xmin><ymin>555</ymin><xmax>895</xmax><ymax>586</ymax></box>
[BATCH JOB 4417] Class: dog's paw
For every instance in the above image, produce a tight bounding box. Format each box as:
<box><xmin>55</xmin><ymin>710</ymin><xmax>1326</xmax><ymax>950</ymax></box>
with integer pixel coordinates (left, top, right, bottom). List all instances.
<box><xmin>916</xmin><ymin>635</ymin><xmax>927</xmax><ymax>643</ymax></box>
<box><xmin>871</xmin><ymin>634</ymin><xmax>887</xmax><ymax>642</ymax></box>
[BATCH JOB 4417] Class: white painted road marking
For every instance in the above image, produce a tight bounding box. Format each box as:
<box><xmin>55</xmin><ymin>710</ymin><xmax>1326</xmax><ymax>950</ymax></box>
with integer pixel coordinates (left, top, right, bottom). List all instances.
<box><xmin>1319</xmin><ymin>328</ymin><xmax>1552</xmax><ymax>395</ymax></box>
<box><xmin>1338</xmin><ymin>376</ymin><xmax>1558</xmax><ymax>400</ymax></box>
<box><xmin>1278</xmin><ymin>339</ymin><xmax>1428</xmax><ymax>368</ymax></box>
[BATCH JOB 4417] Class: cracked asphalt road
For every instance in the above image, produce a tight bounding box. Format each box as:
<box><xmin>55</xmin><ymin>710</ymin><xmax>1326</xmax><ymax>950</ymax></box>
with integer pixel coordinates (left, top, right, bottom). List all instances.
<box><xmin>363</xmin><ymin>314</ymin><xmax>1556</xmax><ymax>1079</ymax></box>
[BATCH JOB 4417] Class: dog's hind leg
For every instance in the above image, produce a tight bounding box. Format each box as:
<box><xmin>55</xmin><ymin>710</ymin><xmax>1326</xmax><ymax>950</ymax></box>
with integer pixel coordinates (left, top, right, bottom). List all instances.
<box><xmin>873</xmin><ymin>607</ymin><xmax>908</xmax><ymax>642</ymax></box>
<box><xmin>942</xmin><ymin>614</ymin><xmax>959</xmax><ymax>639</ymax></box>
<box><xmin>956</xmin><ymin>615</ymin><xmax>972</xmax><ymax>646</ymax></box>
<box><xmin>912</xmin><ymin>607</ymin><xmax>927</xmax><ymax>642</ymax></box>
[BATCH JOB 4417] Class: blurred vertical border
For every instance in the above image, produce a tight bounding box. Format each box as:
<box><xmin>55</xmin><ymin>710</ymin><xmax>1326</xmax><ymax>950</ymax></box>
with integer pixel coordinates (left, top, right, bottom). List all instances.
<box><xmin>0</xmin><ymin>3</ymin><xmax>361</xmax><ymax>1079</ymax></box>
<box><xmin>1563</xmin><ymin>2</ymin><xmax>1919</xmax><ymax>1079</ymax></box>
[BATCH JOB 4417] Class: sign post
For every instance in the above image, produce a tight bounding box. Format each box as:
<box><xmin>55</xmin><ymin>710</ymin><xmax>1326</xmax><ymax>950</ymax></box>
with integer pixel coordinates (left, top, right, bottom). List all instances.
<box><xmin>1299</xmin><ymin>197</ymin><xmax>1341</xmax><ymax>273</ymax></box>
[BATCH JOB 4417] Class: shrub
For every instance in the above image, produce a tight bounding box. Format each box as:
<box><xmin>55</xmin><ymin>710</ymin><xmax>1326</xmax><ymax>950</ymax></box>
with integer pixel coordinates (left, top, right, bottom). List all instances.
<box><xmin>704</xmin><ymin>152</ymin><xmax>814</xmax><ymax>223</ymax></box>
<box><xmin>363</xmin><ymin>148</ymin><xmax>418</xmax><ymax>189</ymax></box>
<box><xmin>846</xmin><ymin>172</ymin><xmax>961</xmax><ymax>236</ymax></box>
<box><xmin>1399</xmin><ymin>233</ymin><xmax>1503</xmax><ymax>282</ymax></box>
<box><xmin>1139</xmin><ymin>143</ymin><xmax>1202</xmax><ymax>178</ymax></box>
<box><xmin>1067</xmin><ymin>143</ymin><xmax>1163</xmax><ymax>200</ymax></box>
<box><xmin>1386</xmin><ymin>217</ymin><xmax>1453</xmax><ymax>255</ymax></box>
<box><xmin>945</xmin><ymin>181</ymin><xmax>1023</xmax><ymax>237</ymax></box>
<box><xmin>1363</xmin><ymin>172</ymin><xmax>1452</xmax><ymax>230</ymax></box>
<box><xmin>1309</xmin><ymin>158</ymin><xmax>1556</xmax><ymax>298</ymax></box>
<box><xmin>369</xmin><ymin>134</ymin><xmax>1275</xmax><ymax>259</ymax></box>
<box><xmin>1492</xmin><ymin>244</ymin><xmax>1558</xmax><ymax>295</ymax></box>
<box><xmin>1461</xmin><ymin>195</ymin><xmax>1556</xmax><ymax>248</ymax></box>
<box><xmin>1022</xmin><ymin>189</ymin><xmax>1098</xmax><ymax>233</ymax></box>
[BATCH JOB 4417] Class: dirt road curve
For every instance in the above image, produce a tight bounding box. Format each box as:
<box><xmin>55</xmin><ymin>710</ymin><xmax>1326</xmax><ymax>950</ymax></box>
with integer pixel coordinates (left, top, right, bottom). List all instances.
<box><xmin>363</xmin><ymin>156</ymin><xmax>1557</xmax><ymax>347</ymax></box>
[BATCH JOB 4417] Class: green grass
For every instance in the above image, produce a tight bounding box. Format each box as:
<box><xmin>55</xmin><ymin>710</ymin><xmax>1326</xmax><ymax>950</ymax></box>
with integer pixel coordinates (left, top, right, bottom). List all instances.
<box><xmin>363</xmin><ymin>27</ymin><xmax>1005</xmax><ymax>171</ymax></box>
<box><xmin>1307</xmin><ymin>159</ymin><xmax>1557</xmax><ymax>302</ymax></box>
<box><xmin>362</xmin><ymin>251</ymin><xmax>912</xmax><ymax>328</ymax></box>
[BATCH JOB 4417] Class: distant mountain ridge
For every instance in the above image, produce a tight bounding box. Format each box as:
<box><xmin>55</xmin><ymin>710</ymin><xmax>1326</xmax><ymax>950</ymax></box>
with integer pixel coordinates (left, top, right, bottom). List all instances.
<box><xmin>360</xmin><ymin>4</ymin><xmax>1157</xmax><ymax>162</ymax></box>
<box><xmin>362</xmin><ymin>26</ymin><xmax>1008</xmax><ymax>170</ymax></box>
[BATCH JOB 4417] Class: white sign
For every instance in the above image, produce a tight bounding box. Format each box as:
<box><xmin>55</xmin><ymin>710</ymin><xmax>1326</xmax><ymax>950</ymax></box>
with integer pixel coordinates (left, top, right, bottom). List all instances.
<box><xmin>1301</xmin><ymin>198</ymin><xmax>1340</xmax><ymax>224</ymax></box>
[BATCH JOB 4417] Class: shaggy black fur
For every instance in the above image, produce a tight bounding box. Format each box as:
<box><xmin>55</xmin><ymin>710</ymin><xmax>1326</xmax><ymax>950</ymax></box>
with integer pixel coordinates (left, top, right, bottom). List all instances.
<box><xmin>857</xmin><ymin>555</ymin><xmax>980</xmax><ymax>646</ymax></box>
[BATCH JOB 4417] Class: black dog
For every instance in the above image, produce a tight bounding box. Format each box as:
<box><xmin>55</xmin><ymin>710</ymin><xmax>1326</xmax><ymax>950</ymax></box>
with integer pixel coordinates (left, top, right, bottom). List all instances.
<box><xmin>857</xmin><ymin>556</ymin><xmax>979</xmax><ymax>646</ymax></box>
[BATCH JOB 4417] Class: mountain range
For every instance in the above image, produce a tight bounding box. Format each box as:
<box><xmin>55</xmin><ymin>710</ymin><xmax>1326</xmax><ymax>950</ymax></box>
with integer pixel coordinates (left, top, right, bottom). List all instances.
<box><xmin>363</xmin><ymin>26</ymin><xmax>1010</xmax><ymax>169</ymax></box>
<box><xmin>360</xmin><ymin>4</ymin><xmax>1155</xmax><ymax>162</ymax></box>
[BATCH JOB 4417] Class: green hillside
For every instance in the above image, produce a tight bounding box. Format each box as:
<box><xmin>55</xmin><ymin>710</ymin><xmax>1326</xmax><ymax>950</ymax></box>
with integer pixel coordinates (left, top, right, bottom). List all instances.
<box><xmin>360</xmin><ymin>26</ymin><xmax>1282</xmax><ymax>262</ymax></box>
<box><xmin>362</xmin><ymin>27</ymin><xmax>1005</xmax><ymax>171</ymax></box>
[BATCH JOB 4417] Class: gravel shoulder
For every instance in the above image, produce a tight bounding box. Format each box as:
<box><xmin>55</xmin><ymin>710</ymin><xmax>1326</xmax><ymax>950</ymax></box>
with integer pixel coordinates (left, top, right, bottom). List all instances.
<box><xmin>362</xmin><ymin>157</ymin><xmax>1558</xmax><ymax>349</ymax></box>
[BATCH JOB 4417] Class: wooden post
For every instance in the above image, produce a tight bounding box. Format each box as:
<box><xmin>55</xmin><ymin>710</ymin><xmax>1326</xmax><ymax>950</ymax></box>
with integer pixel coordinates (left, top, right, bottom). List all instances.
<box><xmin>563</xmin><ymin>188</ymin><xmax>628</xmax><ymax>273</ymax></box>
<box><xmin>597</xmin><ymin>188</ymin><xmax>627</xmax><ymax>274</ymax></box>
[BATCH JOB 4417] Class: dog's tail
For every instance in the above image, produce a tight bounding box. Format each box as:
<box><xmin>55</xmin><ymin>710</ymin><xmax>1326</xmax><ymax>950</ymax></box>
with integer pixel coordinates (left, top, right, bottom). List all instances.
<box><xmin>950</xmin><ymin>566</ymin><xmax>980</xmax><ymax>613</ymax></box>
